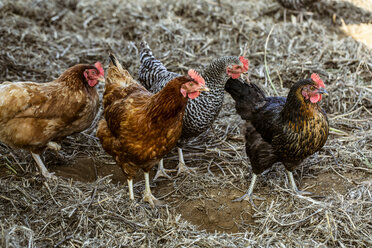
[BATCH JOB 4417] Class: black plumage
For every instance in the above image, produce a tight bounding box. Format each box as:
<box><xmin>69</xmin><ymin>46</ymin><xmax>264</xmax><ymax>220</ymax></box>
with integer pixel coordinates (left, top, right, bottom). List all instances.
<box><xmin>225</xmin><ymin>76</ymin><xmax>329</xmax><ymax>202</ymax></box>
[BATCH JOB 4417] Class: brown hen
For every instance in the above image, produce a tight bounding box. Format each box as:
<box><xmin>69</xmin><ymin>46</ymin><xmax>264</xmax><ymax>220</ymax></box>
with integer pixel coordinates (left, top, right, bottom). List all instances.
<box><xmin>96</xmin><ymin>54</ymin><xmax>208</xmax><ymax>207</ymax></box>
<box><xmin>0</xmin><ymin>62</ymin><xmax>104</xmax><ymax>179</ymax></box>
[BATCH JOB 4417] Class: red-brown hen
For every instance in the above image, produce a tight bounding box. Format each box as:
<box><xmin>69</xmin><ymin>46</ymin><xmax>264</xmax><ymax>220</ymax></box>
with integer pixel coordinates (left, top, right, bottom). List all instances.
<box><xmin>96</xmin><ymin>54</ymin><xmax>208</xmax><ymax>207</ymax></box>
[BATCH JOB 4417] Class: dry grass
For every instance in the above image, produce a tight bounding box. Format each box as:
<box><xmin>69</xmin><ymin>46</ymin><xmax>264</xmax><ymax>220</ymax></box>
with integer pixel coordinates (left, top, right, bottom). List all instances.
<box><xmin>0</xmin><ymin>0</ymin><xmax>372</xmax><ymax>247</ymax></box>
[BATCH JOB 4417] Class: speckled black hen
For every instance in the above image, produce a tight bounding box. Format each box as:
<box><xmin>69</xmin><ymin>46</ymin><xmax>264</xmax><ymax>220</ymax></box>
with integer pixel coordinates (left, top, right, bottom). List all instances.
<box><xmin>138</xmin><ymin>41</ymin><xmax>249</xmax><ymax>180</ymax></box>
<box><xmin>225</xmin><ymin>74</ymin><xmax>329</xmax><ymax>203</ymax></box>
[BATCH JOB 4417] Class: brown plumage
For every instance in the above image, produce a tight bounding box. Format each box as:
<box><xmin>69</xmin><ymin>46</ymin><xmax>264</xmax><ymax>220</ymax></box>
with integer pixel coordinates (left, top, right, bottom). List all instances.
<box><xmin>96</xmin><ymin>54</ymin><xmax>208</xmax><ymax>207</ymax></box>
<box><xmin>0</xmin><ymin>62</ymin><xmax>104</xmax><ymax>179</ymax></box>
<box><xmin>225</xmin><ymin>74</ymin><xmax>329</xmax><ymax>203</ymax></box>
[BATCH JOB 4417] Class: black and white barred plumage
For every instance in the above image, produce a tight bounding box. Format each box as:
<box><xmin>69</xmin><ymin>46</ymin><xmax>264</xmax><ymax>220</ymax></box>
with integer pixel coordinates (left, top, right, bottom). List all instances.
<box><xmin>138</xmin><ymin>41</ymin><xmax>243</xmax><ymax>144</ymax></box>
<box><xmin>277</xmin><ymin>0</ymin><xmax>319</xmax><ymax>10</ymax></box>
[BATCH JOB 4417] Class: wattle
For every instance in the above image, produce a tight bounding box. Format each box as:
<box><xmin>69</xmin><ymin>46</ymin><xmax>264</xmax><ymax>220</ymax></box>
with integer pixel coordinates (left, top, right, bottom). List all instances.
<box><xmin>188</xmin><ymin>91</ymin><xmax>201</xmax><ymax>100</ymax></box>
<box><xmin>88</xmin><ymin>79</ymin><xmax>98</xmax><ymax>87</ymax></box>
<box><xmin>310</xmin><ymin>93</ymin><xmax>321</xmax><ymax>103</ymax></box>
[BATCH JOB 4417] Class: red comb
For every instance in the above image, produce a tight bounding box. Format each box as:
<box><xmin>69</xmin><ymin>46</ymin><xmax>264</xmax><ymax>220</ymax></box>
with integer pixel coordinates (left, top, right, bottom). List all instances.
<box><xmin>94</xmin><ymin>62</ymin><xmax>104</xmax><ymax>76</ymax></box>
<box><xmin>239</xmin><ymin>56</ymin><xmax>249</xmax><ymax>72</ymax></box>
<box><xmin>188</xmin><ymin>69</ymin><xmax>205</xmax><ymax>85</ymax></box>
<box><xmin>311</xmin><ymin>73</ymin><xmax>325</xmax><ymax>88</ymax></box>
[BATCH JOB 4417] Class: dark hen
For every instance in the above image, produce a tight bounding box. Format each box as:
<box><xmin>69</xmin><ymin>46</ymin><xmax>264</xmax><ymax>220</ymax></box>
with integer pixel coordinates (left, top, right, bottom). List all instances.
<box><xmin>225</xmin><ymin>74</ymin><xmax>329</xmax><ymax>202</ymax></box>
<box><xmin>138</xmin><ymin>41</ymin><xmax>249</xmax><ymax>179</ymax></box>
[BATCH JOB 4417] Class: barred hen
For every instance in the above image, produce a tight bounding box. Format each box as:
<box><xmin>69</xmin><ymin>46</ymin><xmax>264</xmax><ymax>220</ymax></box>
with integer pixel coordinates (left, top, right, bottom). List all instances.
<box><xmin>97</xmin><ymin>54</ymin><xmax>208</xmax><ymax>206</ymax></box>
<box><xmin>138</xmin><ymin>41</ymin><xmax>249</xmax><ymax>179</ymax></box>
<box><xmin>225</xmin><ymin>74</ymin><xmax>329</xmax><ymax>203</ymax></box>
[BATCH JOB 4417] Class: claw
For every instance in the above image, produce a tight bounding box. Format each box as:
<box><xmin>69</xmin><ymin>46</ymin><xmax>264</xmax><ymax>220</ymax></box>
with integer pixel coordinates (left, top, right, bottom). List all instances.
<box><xmin>175</xmin><ymin>148</ymin><xmax>196</xmax><ymax>176</ymax></box>
<box><xmin>176</xmin><ymin>162</ymin><xmax>196</xmax><ymax>176</ymax></box>
<box><xmin>153</xmin><ymin>159</ymin><xmax>175</xmax><ymax>181</ymax></box>
<box><xmin>233</xmin><ymin>192</ymin><xmax>264</xmax><ymax>208</ymax></box>
<box><xmin>143</xmin><ymin>192</ymin><xmax>163</xmax><ymax>207</ymax></box>
<box><xmin>153</xmin><ymin>169</ymin><xmax>174</xmax><ymax>181</ymax></box>
<box><xmin>31</xmin><ymin>153</ymin><xmax>57</xmax><ymax>180</ymax></box>
<box><xmin>286</xmin><ymin>170</ymin><xmax>312</xmax><ymax>195</ymax></box>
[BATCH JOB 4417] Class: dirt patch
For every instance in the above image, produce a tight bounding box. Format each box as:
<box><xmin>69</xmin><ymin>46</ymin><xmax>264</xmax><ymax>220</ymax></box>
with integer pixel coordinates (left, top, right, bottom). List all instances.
<box><xmin>44</xmin><ymin>155</ymin><xmax>371</xmax><ymax>235</ymax></box>
<box><xmin>177</xmin><ymin>188</ymin><xmax>253</xmax><ymax>233</ymax></box>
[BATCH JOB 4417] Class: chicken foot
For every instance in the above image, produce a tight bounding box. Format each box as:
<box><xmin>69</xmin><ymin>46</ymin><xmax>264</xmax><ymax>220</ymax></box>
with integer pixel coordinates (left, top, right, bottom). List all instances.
<box><xmin>233</xmin><ymin>173</ymin><xmax>264</xmax><ymax>207</ymax></box>
<box><xmin>176</xmin><ymin>147</ymin><xmax>196</xmax><ymax>176</ymax></box>
<box><xmin>47</xmin><ymin>141</ymin><xmax>61</xmax><ymax>151</ymax></box>
<box><xmin>31</xmin><ymin>153</ymin><xmax>57</xmax><ymax>179</ymax></box>
<box><xmin>286</xmin><ymin>170</ymin><xmax>312</xmax><ymax>195</ymax></box>
<box><xmin>143</xmin><ymin>172</ymin><xmax>162</xmax><ymax>207</ymax></box>
<box><xmin>153</xmin><ymin>159</ymin><xmax>175</xmax><ymax>181</ymax></box>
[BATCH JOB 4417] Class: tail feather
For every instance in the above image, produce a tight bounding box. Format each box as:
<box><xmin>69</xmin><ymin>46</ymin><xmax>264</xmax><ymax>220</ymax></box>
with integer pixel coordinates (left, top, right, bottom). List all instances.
<box><xmin>138</xmin><ymin>41</ymin><xmax>179</xmax><ymax>92</ymax></box>
<box><xmin>107</xmin><ymin>53</ymin><xmax>136</xmax><ymax>87</ymax></box>
<box><xmin>225</xmin><ymin>78</ymin><xmax>266</xmax><ymax>120</ymax></box>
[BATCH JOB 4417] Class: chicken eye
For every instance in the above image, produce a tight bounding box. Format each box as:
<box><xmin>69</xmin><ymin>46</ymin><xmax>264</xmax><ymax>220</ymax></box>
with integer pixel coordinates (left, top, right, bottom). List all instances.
<box><xmin>189</xmin><ymin>82</ymin><xmax>194</xmax><ymax>87</ymax></box>
<box><xmin>310</xmin><ymin>86</ymin><xmax>315</xmax><ymax>90</ymax></box>
<box><xmin>92</xmin><ymin>71</ymin><xmax>97</xmax><ymax>75</ymax></box>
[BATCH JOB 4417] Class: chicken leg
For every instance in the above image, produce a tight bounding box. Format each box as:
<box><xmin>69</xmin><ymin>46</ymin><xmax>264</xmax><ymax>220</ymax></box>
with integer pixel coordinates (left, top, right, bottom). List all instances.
<box><xmin>176</xmin><ymin>147</ymin><xmax>196</xmax><ymax>175</ymax></box>
<box><xmin>127</xmin><ymin>178</ymin><xmax>134</xmax><ymax>200</ymax></box>
<box><xmin>153</xmin><ymin>159</ymin><xmax>174</xmax><ymax>181</ymax></box>
<box><xmin>31</xmin><ymin>153</ymin><xmax>57</xmax><ymax>179</ymax></box>
<box><xmin>286</xmin><ymin>170</ymin><xmax>312</xmax><ymax>195</ymax></box>
<box><xmin>143</xmin><ymin>172</ymin><xmax>162</xmax><ymax>207</ymax></box>
<box><xmin>232</xmin><ymin>173</ymin><xmax>264</xmax><ymax>206</ymax></box>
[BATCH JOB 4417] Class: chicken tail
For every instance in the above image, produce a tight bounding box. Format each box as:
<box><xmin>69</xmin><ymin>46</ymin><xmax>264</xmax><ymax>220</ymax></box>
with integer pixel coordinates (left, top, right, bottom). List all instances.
<box><xmin>106</xmin><ymin>53</ymin><xmax>136</xmax><ymax>88</ymax></box>
<box><xmin>138</xmin><ymin>41</ymin><xmax>177</xmax><ymax>92</ymax></box>
<box><xmin>225</xmin><ymin>78</ymin><xmax>266</xmax><ymax>120</ymax></box>
<box><xmin>109</xmin><ymin>53</ymin><xmax>123</xmax><ymax>72</ymax></box>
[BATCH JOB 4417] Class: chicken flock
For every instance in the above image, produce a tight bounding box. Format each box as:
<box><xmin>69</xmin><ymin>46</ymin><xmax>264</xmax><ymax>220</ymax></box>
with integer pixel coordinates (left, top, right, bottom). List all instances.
<box><xmin>1</xmin><ymin>36</ymin><xmax>329</xmax><ymax>206</ymax></box>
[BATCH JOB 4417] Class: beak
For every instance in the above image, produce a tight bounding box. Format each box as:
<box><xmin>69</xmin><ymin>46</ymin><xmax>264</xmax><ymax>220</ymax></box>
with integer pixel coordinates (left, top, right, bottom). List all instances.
<box><xmin>198</xmin><ymin>85</ymin><xmax>210</xmax><ymax>92</ymax></box>
<box><xmin>97</xmin><ymin>75</ymin><xmax>105</xmax><ymax>83</ymax></box>
<box><xmin>317</xmin><ymin>88</ymin><xmax>328</xmax><ymax>96</ymax></box>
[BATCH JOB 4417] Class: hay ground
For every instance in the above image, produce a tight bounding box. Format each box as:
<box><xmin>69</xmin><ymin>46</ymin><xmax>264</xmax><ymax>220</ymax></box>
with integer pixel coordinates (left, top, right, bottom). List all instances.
<box><xmin>0</xmin><ymin>0</ymin><xmax>372</xmax><ymax>247</ymax></box>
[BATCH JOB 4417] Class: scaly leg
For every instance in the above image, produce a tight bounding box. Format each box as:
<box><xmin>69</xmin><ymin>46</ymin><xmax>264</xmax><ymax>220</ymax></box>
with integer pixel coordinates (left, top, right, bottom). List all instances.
<box><xmin>233</xmin><ymin>173</ymin><xmax>264</xmax><ymax>204</ymax></box>
<box><xmin>31</xmin><ymin>153</ymin><xmax>57</xmax><ymax>179</ymax></box>
<box><xmin>153</xmin><ymin>159</ymin><xmax>174</xmax><ymax>181</ymax></box>
<box><xmin>127</xmin><ymin>178</ymin><xmax>134</xmax><ymax>201</ymax></box>
<box><xmin>286</xmin><ymin>170</ymin><xmax>312</xmax><ymax>195</ymax></box>
<box><xmin>143</xmin><ymin>172</ymin><xmax>162</xmax><ymax>207</ymax></box>
<box><xmin>176</xmin><ymin>147</ymin><xmax>196</xmax><ymax>175</ymax></box>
